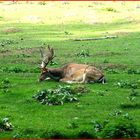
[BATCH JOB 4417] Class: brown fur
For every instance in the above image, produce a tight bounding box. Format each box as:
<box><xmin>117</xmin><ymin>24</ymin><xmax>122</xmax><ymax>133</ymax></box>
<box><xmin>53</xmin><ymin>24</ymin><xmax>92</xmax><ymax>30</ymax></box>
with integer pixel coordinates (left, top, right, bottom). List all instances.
<box><xmin>39</xmin><ymin>63</ymin><xmax>105</xmax><ymax>84</ymax></box>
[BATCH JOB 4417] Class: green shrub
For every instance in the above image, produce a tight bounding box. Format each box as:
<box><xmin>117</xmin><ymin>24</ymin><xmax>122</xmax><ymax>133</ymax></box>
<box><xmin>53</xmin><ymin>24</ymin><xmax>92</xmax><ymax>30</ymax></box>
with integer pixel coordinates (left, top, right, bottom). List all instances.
<box><xmin>16</xmin><ymin>54</ymin><xmax>31</xmax><ymax>58</ymax></box>
<box><xmin>0</xmin><ymin>78</ymin><xmax>11</xmax><ymax>93</ymax></box>
<box><xmin>0</xmin><ymin>39</ymin><xmax>18</xmax><ymax>47</ymax></box>
<box><xmin>38</xmin><ymin>1</ymin><xmax>47</xmax><ymax>5</ymax></box>
<box><xmin>76</xmin><ymin>49</ymin><xmax>90</xmax><ymax>58</ymax></box>
<box><xmin>103</xmin><ymin>59</ymin><xmax>109</xmax><ymax>63</ymax></box>
<box><xmin>130</xmin><ymin>89</ymin><xmax>139</xmax><ymax>97</ymax></box>
<box><xmin>1</xmin><ymin>78</ymin><xmax>10</xmax><ymax>84</ymax></box>
<box><xmin>0</xmin><ymin>118</ymin><xmax>13</xmax><ymax>131</ymax></box>
<box><xmin>8</xmin><ymin>66</ymin><xmax>27</xmax><ymax>73</ymax></box>
<box><xmin>101</xmin><ymin>119</ymin><xmax>138</xmax><ymax>138</ymax></box>
<box><xmin>103</xmin><ymin>7</ymin><xmax>117</xmax><ymax>12</ymax></box>
<box><xmin>41</xmin><ymin>130</ymin><xmax>66</xmax><ymax>138</ymax></box>
<box><xmin>121</xmin><ymin>89</ymin><xmax>139</xmax><ymax>108</ymax></box>
<box><xmin>127</xmin><ymin>69</ymin><xmax>140</xmax><ymax>74</ymax></box>
<box><xmin>49</xmin><ymin>60</ymin><xmax>58</xmax><ymax>66</ymax></box>
<box><xmin>64</xmin><ymin>31</ymin><xmax>72</xmax><ymax>35</ymax></box>
<box><xmin>0</xmin><ymin>66</ymin><xmax>28</xmax><ymax>73</ymax></box>
<box><xmin>77</xmin><ymin>130</ymin><xmax>96</xmax><ymax>138</ymax></box>
<box><xmin>115</xmin><ymin>80</ymin><xmax>139</xmax><ymax>89</ymax></box>
<box><xmin>68</xmin><ymin>121</ymin><xmax>78</xmax><ymax>129</ymax></box>
<box><xmin>105</xmin><ymin>68</ymin><xmax>119</xmax><ymax>74</ymax></box>
<box><xmin>33</xmin><ymin>85</ymin><xmax>87</xmax><ymax>106</ymax></box>
<box><xmin>95</xmin><ymin>90</ymin><xmax>107</xmax><ymax>96</ymax></box>
<box><xmin>92</xmin><ymin>120</ymin><xmax>104</xmax><ymax>133</ymax></box>
<box><xmin>91</xmin><ymin>111</ymin><xmax>139</xmax><ymax>138</ymax></box>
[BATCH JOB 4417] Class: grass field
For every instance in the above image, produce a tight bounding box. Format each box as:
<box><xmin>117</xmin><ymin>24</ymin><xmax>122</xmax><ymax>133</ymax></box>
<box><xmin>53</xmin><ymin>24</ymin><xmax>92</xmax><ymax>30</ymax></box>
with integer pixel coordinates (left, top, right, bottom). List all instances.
<box><xmin>0</xmin><ymin>1</ymin><xmax>140</xmax><ymax>138</ymax></box>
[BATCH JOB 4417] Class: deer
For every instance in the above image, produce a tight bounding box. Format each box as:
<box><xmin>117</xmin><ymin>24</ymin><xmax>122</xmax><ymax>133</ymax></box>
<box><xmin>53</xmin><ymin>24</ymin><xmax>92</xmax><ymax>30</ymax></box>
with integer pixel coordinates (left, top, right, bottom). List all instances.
<box><xmin>39</xmin><ymin>46</ymin><xmax>106</xmax><ymax>84</ymax></box>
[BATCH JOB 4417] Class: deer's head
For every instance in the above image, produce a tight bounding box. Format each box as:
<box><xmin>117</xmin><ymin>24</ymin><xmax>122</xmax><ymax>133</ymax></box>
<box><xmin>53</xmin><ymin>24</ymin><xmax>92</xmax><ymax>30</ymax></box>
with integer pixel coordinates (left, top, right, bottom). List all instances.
<box><xmin>39</xmin><ymin>46</ymin><xmax>54</xmax><ymax>82</ymax></box>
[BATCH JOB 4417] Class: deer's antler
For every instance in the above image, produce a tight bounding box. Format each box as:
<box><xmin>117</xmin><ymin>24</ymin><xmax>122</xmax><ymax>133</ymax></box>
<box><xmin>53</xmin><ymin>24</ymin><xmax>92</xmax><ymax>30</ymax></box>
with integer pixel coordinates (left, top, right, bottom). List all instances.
<box><xmin>40</xmin><ymin>45</ymin><xmax>54</xmax><ymax>68</ymax></box>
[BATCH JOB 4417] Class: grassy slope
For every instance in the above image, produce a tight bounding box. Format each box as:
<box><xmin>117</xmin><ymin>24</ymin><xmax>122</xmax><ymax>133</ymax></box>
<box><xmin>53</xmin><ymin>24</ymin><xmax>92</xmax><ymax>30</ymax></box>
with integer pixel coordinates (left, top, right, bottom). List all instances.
<box><xmin>0</xmin><ymin>1</ymin><xmax>140</xmax><ymax>138</ymax></box>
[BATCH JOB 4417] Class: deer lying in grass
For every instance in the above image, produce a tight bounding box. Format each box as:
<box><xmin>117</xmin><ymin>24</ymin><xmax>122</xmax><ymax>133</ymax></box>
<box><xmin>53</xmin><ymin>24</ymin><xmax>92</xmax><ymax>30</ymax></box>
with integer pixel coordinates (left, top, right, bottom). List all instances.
<box><xmin>39</xmin><ymin>46</ymin><xmax>106</xmax><ymax>84</ymax></box>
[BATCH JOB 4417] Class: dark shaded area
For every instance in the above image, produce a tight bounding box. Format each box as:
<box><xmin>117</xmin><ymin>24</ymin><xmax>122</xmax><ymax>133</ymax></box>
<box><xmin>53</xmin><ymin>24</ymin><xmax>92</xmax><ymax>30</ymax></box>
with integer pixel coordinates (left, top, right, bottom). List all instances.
<box><xmin>120</xmin><ymin>103</ymin><xmax>140</xmax><ymax>109</ymax></box>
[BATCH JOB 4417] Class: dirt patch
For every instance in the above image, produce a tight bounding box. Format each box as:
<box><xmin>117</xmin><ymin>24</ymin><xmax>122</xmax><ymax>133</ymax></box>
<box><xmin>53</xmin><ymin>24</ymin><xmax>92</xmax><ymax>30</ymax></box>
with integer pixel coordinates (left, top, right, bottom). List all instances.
<box><xmin>94</xmin><ymin>51</ymin><xmax>124</xmax><ymax>57</ymax></box>
<box><xmin>0</xmin><ymin>47</ymin><xmax>41</xmax><ymax>61</ymax></box>
<box><xmin>100</xmin><ymin>63</ymin><xmax>128</xmax><ymax>69</ymax></box>
<box><xmin>113</xmin><ymin>31</ymin><xmax>129</xmax><ymax>36</ymax></box>
<box><xmin>2</xmin><ymin>27</ymin><xmax>21</xmax><ymax>34</ymax></box>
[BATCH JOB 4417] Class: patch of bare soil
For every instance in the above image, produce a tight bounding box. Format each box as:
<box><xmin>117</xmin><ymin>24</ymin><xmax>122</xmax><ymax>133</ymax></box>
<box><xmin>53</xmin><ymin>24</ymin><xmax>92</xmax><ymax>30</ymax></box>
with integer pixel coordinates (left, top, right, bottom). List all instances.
<box><xmin>113</xmin><ymin>31</ymin><xmax>129</xmax><ymax>36</ymax></box>
<box><xmin>0</xmin><ymin>47</ymin><xmax>41</xmax><ymax>56</ymax></box>
<box><xmin>100</xmin><ymin>63</ymin><xmax>128</xmax><ymax>69</ymax></box>
<box><xmin>94</xmin><ymin>51</ymin><xmax>124</xmax><ymax>57</ymax></box>
<box><xmin>2</xmin><ymin>27</ymin><xmax>21</xmax><ymax>33</ymax></box>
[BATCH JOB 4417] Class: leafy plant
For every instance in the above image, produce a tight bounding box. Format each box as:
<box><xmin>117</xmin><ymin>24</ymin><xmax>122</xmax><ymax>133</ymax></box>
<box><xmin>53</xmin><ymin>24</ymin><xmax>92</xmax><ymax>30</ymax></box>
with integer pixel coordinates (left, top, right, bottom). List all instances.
<box><xmin>16</xmin><ymin>54</ymin><xmax>31</xmax><ymax>58</ymax></box>
<box><xmin>92</xmin><ymin>120</ymin><xmax>104</xmax><ymax>133</ymax></box>
<box><xmin>123</xmin><ymin>89</ymin><xmax>139</xmax><ymax>106</ymax></box>
<box><xmin>1</xmin><ymin>78</ymin><xmax>10</xmax><ymax>84</ymax></box>
<box><xmin>0</xmin><ymin>66</ymin><xmax>28</xmax><ymax>73</ymax></box>
<box><xmin>101</xmin><ymin>119</ymin><xmax>138</xmax><ymax>138</ymax></box>
<box><xmin>127</xmin><ymin>69</ymin><xmax>140</xmax><ymax>74</ymax></box>
<box><xmin>105</xmin><ymin>68</ymin><xmax>119</xmax><ymax>74</ymax></box>
<box><xmin>76</xmin><ymin>49</ymin><xmax>90</xmax><ymax>58</ymax></box>
<box><xmin>49</xmin><ymin>60</ymin><xmax>58</xmax><ymax>66</ymax></box>
<box><xmin>33</xmin><ymin>85</ymin><xmax>87</xmax><ymax>106</ymax></box>
<box><xmin>103</xmin><ymin>7</ymin><xmax>117</xmax><ymax>12</ymax></box>
<box><xmin>95</xmin><ymin>90</ymin><xmax>107</xmax><ymax>96</ymax></box>
<box><xmin>64</xmin><ymin>31</ymin><xmax>72</xmax><ymax>35</ymax></box>
<box><xmin>103</xmin><ymin>59</ymin><xmax>109</xmax><ymax>63</ymax></box>
<box><xmin>41</xmin><ymin>129</ymin><xmax>66</xmax><ymax>138</ymax></box>
<box><xmin>0</xmin><ymin>39</ymin><xmax>18</xmax><ymax>47</ymax></box>
<box><xmin>109</xmin><ymin>110</ymin><xmax>122</xmax><ymax>117</ymax></box>
<box><xmin>127</xmin><ymin>96</ymin><xmax>136</xmax><ymax>103</ymax></box>
<box><xmin>130</xmin><ymin>89</ymin><xmax>139</xmax><ymax>97</ymax></box>
<box><xmin>109</xmin><ymin>110</ymin><xmax>133</xmax><ymax>120</ymax></box>
<box><xmin>122</xmin><ymin>113</ymin><xmax>133</xmax><ymax>120</ymax></box>
<box><xmin>38</xmin><ymin>1</ymin><xmax>47</xmax><ymax>5</ymax></box>
<box><xmin>91</xmin><ymin>111</ymin><xmax>139</xmax><ymax>138</ymax></box>
<box><xmin>68</xmin><ymin>121</ymin><xmax>78</xmax><ymax>129</ymax></box>
<box><xmin>0</xmin><ymin>78</ymin><xmax>11</xmax><ymax>93</ymax></box>
<box><xmin>8</xmin><ymin>66</ymin><xmax>27</xmax><ymax>73</ymax></box>
<box><xmin>115</xmin><ymin>80</ymin><xmax>139</xmax><ymax>89</ymax></box>
<box><xmin>0</xmin><ymin>118</ymin><xmax>14</xmax><ymax>131</ymax></box>
<box><xmin>77</xmin><ymin>130</ymin><xmax>96</xmax><ymax>138</ymax></box>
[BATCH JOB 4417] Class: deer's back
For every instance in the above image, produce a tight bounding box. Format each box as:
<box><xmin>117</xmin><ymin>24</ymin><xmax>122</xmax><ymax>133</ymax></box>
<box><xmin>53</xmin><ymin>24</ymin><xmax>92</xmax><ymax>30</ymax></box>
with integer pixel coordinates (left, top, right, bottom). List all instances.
<box><xmin>63</xmin><ymin>63</ymin><xmax>100</xmax><ymax>77</ymax></box>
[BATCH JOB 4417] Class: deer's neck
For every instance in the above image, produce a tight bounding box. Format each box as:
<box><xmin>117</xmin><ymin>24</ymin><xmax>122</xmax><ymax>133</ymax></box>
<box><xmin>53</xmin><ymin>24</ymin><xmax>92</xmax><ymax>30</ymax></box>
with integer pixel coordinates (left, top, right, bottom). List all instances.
<box><xmin>48</xmin><ymin>67</ymin><xmax>64</xmax><ymax>81</ymax></box>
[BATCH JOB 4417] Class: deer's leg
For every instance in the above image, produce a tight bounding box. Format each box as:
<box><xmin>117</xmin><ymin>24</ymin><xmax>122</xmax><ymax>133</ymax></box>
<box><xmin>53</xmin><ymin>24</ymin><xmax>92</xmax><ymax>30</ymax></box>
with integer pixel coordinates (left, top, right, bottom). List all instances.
<box><xmin>60</xmin><ymin>77</ymin><xmax>75</xmax><ymax>84</ymax></box>
<box><xmin>78</xmin><ymin>73</ymin><xmax>87</xmax><ymax>83</ymax></box>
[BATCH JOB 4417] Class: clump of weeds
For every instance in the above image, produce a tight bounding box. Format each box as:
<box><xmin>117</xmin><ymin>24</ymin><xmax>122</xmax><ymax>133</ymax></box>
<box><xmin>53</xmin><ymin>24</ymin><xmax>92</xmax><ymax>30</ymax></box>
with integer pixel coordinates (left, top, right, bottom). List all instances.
<box><xmin>33</xmin><ymin>85</ymin><xmax>88</xmax><ymax>105</ymax></box>
<box><xmin>0</xmin><ymin>117</ymin><xmax>14</xmax><ymax>131</ymax></box>
<box><xmin>127</xmin><ymin>69</ymin><xmax>140</xmax><ymax>74</ymax></box>
<box><xmin>0</xmin><ymin>39</ymin><xmax>18</xmax><ymax>47</ymax></box>
<box><xmin>121</xmin><ymin>89</ymin><xmax>139</xmax><ymax>109</ymax></box>
<box><xmin>0</xmin><ymin>78</ymin><xmax>11</xmax><ymax>93</ymax></box>
<box><xmin>91</xmin><ymin>111</ymin><xmax>139</xmax><ymax>138</ymax></box>
<box><xmin>76</xmin><ymin>49</ymin><xmax>90</xmax><ymax>58</ymax></box>
<box><xmin>103</xmin><ymin>7</ymin><xmax>117</xmax><ymax>12</ymax></box>
<box><xmin>115</xmin><ymin>80</ymin><xmax>139</xmax><ymax>89</ymax></box>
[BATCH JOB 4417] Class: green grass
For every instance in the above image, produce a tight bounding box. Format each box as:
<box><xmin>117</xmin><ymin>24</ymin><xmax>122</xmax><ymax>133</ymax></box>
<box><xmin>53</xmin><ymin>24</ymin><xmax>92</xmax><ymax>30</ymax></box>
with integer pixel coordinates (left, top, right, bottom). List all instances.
<box><xmin>0</xmin><ymin>1</ymin><xmax>140</xmax><ymax>138</ymax></box>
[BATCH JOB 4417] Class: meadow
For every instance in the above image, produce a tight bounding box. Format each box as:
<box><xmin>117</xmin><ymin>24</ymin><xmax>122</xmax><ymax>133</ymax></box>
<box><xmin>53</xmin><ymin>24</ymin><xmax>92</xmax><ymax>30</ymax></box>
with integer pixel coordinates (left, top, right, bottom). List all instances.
<box><xmin>0</xmin><ymin>1</ymin><xmax>140</xmax><ymax>138</ymax></box>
